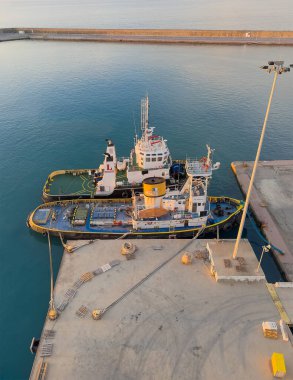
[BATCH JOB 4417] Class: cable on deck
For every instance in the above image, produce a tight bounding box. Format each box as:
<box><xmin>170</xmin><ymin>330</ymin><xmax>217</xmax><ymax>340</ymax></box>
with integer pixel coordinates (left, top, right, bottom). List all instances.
<box><xmin>102</xmin><ymin>225</ymin><xmax>206</xmax><ymax>316</ymax></box>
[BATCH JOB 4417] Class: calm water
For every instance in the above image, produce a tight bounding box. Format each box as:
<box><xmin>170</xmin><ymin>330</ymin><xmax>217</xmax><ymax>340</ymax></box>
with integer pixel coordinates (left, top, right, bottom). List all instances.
<box><xmin>0</xmin><ymin>40</ymin><xmax>292</xmax><ymax>379</ymax></box>
<box><xmin>1</xmin><ymin>0</ymin><xmax>293</xmax><ymax>30</ymax></box>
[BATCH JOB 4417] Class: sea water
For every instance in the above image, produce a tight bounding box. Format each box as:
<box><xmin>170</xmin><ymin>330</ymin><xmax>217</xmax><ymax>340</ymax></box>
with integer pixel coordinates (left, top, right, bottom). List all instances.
<box><xmin>0</xmin><ymin>39</ymin><xmax>292</xmax><ymax>379</ymax></box>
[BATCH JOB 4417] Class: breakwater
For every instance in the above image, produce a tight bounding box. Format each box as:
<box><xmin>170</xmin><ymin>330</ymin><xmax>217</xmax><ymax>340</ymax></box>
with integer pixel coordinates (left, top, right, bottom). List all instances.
<box><xmin>1</xmin><ymin>28</ymin><xmax>293</xmax><ymax>45</ymax></box>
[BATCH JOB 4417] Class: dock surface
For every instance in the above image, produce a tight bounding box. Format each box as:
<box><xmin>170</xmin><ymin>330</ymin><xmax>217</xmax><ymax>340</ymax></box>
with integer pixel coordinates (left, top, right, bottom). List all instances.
<box><xmin>1</xmin><ymin>28</ymin><xmax>293</xmax><ymax>45</ymax></box>
<box><xmin>30</xmin><ymin>239</ymin><xmax>293</xmax><ymax>379</ymax></box>
<box><xmin>232</xmin><ymin>160</ymin><xmax>293</xmax><ymax>281</ymax></box>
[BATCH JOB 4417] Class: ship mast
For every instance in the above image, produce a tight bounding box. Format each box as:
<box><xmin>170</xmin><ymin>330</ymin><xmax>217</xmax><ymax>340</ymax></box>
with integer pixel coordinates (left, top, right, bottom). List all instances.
<box><xmin>141</xmin><ymin>96</ymin><xmax>149</xmax><ymax>142</ymax></box>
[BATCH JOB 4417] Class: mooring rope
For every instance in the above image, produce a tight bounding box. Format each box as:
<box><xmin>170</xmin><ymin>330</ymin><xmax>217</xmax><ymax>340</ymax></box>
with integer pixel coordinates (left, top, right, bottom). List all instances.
<box><xmin>116</xmin><ymin>231</ymin><xmax>131</xmax><ymax>240</ymax></box>
<box><xmin>59</xmin><ymin>232</ymin><xmax>95</xmax><ymax>253</ymax></box>
<box><xmin>247</xmin><ymin>209</ymin><xmax>284</xmax><ymax>255</ymax></box>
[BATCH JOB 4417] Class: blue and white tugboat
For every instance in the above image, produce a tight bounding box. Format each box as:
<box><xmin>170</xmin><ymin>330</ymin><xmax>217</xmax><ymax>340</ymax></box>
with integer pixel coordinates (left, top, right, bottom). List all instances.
<box><xmin>28</xmin><ymin>151</ymin><xmax>242</xmax><ymax>239</ymax></box>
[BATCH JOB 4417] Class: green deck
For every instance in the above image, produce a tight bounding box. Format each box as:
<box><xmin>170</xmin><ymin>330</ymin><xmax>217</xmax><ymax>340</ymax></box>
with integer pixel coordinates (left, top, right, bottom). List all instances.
<box><xmin>46</xmin><ymin>172</ymin><xmax>95</xmax><ymax>197</ymax></box>
<box><xmin>45</xmin><ymin>169</ymin><xmax>129</xmax><ymax>197</ymax></box>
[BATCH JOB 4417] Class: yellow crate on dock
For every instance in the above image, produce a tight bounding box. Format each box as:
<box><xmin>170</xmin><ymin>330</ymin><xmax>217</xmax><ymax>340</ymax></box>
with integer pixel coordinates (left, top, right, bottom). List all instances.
<box><xmin>271</xmin><ymin>352</ymin><xmax>286</xmax><ymax>378</ymax></box>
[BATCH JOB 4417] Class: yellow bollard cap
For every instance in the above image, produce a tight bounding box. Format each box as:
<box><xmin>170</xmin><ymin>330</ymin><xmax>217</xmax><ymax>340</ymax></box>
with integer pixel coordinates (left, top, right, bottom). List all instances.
<box><xmin>92</xmin><ymin>309</ymin><xmax>102</xmax><ymax>320</ymax></box>
<box><xmin>48</xmin><ymin>308</ymin><xmax>58</xmax><ymax>321</ymax></box>
<box><xmin>181</xmin><ymin>254</ymin><xmax>192</xmax><ymax>265</ymax></box>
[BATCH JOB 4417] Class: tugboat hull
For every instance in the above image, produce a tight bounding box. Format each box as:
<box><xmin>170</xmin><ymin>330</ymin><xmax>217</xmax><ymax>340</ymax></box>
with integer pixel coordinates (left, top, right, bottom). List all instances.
<box><xmin>42</xmin><ymin>162</ymin><xmax>186</xmax><ymax>202</ymax></box>
<box><xmin>28</xmin><ymin>197</ymin><xmax>243</xmax><ymax>240</ymax></box>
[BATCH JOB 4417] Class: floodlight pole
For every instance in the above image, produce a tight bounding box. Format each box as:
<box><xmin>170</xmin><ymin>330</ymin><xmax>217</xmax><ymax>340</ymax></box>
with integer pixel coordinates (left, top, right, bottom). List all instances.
<box><xmin>47</xmin><ymin>231</ymin><xmax>57</xmax><ymax>320</ymax></box>
<box><xmin>232</xmin><ymin>61</ymin><xmax>290</xmax><ymax>259</ymax></box>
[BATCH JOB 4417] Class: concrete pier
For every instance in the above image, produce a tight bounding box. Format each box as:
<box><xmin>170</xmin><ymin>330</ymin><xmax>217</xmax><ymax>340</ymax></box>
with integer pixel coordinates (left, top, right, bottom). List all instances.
<box><xmin>232</xmin><ymin>160</ymin><xmax>293</xmax><ymax>281</ymax></box>
<box><xmin>30</xmin><ymin>239</ymin><xmax>293</xmax><ymax>380</ymax></box>
<box><xmin>1</xmin><ymin>28</ymin><xmax>293</xmax><ymax>45</ymax></box>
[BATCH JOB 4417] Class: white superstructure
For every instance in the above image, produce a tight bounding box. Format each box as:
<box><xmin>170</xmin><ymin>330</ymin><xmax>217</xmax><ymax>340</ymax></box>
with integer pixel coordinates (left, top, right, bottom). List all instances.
<box><xmin>94</xmin><ymin>97</ymin><xmax>174</xmax><ymax>195</ymax></box>
<box><xmin>127</xmin><ymin>96</ymin><xmax>172</xmax><ymax>184</ymax></box>
<box><xmin>186</xmin><ymin>145</ymin><xmax>220</xmax><ymax>178</ymax></box>
<box><xmin>95</xmin><ymin>140</ymin><xmax>117</xmax><ymax>195</ymax></box>
<box><xmin>132</xmin><ymin>176</ymin><xmax>209</xmax><ymax>231</ymax></box>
